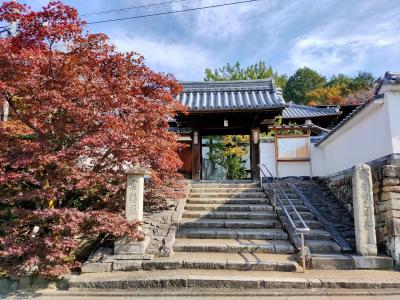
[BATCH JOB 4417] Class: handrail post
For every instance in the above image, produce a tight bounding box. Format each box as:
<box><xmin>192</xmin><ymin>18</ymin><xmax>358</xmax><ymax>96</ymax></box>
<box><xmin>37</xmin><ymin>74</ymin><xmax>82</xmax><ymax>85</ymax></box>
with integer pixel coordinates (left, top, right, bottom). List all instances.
<box><xmin>301</xmin><ymin>233</ymin><xmax>306</xmax><ymax>272</ymax></box>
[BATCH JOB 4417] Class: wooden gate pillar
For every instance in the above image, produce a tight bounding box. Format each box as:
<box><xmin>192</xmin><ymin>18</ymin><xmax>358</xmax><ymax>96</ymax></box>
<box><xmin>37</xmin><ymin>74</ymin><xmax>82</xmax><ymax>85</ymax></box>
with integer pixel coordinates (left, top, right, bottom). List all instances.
<box><xmin>251</xmin><ymin>127</ymin><xmax>260</xmax><ymax>182</ymax></box>
<box><xmin>192</xmin><ymin>128</ymin><xmax>201</xmax><ymax>181</ymax></box>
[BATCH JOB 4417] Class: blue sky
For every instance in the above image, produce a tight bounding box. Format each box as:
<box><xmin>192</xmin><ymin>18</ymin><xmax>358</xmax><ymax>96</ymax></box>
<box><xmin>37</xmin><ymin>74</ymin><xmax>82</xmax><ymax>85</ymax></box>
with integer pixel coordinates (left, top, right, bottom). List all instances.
<box><xmin>9</xmin><ymin>0</ymin><xmax>400</xmax><ymax>80</ymax></box>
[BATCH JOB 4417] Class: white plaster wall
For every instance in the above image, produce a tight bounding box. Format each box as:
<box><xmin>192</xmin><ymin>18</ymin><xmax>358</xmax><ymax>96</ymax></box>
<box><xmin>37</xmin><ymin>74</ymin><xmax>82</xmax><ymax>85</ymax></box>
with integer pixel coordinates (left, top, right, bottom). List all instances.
<box><xmin>385</xmin><ymin>89</ymin><xmax>400</xmax><ymax>153</ymax></box>
<box><xmin>317</xmin><ymin>99</ymin><xmax>392</xmax><ymax>175</ymax></box>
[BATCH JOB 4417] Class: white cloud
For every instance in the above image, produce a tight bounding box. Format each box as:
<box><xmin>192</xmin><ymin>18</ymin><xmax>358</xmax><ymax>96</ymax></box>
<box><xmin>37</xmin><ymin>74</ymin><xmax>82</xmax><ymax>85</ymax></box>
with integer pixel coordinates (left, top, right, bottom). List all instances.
<box><xmin>287</xmin><ymin>14</ymin><xmax>400</xmax><ymax>75</ymax></box>
<box><xmin>113</xmin><ymin>35</ymin><xmax>213</xmax><ymax>80</ymax></box>
<box><xmin>171</xmin><ymin>0</ymin><xmax>261</xmax><ymax>40</ymax></box>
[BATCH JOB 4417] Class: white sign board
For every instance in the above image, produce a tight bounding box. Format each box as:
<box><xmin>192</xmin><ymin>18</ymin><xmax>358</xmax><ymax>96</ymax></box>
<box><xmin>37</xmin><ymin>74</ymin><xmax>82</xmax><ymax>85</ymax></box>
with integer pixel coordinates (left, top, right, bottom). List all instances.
<box><xmin>276</xmin><ymin>136</ymin><xmax>310</xmax><ymax>161</ymax></box>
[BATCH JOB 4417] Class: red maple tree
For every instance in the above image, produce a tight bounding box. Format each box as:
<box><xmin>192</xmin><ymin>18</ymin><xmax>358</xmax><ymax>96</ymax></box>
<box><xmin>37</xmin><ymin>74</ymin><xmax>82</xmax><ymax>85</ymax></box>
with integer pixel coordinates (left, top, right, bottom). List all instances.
<box><xmin>0</xmin><ymin>1</ymin><xmax>185</xmax><ymax>277</ymax></box>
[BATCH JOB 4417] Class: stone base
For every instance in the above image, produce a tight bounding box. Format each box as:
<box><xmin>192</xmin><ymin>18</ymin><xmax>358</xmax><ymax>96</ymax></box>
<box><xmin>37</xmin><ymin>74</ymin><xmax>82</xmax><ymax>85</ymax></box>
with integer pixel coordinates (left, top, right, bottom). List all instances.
<box><xmin>350</xmin><ymin>255</ymin><xmax>394</xmax><ymax>269</ymax></box>
<box><xmin>310</xmin><ymin>254</ymin><xmax>355</xmax><ymax>270</ymax></box>
<box><xmin>81</xmin><ymin>262</ymin><xmax>112</xmax><ymax>273</ymax></box>
<box><xmin>114</xmin><ymin>236</ymin><xmax>150</xmax><ymax>255</ymax></box>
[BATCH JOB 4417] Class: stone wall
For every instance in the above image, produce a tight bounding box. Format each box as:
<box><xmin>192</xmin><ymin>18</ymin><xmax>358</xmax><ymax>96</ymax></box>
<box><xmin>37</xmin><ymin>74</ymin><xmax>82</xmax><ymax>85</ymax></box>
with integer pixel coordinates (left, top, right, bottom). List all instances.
<box><xmin>322</xmin><ymin>154</ymin><xmax>400</xmax><ymax>264</ymax></box>
<box><xmin>373</xmin><ymin>164</ymin><xmax>400</xmax><ymax>262</ymax></box>
<box><xmin>325</xmin><ymin>173</ymin><xmax>353</xmax><ymax>216</ymax></box>
<box><xmin>143</xmin><ymin>182</ymin><xmax>190</xmax><ymax>256</ymax></box>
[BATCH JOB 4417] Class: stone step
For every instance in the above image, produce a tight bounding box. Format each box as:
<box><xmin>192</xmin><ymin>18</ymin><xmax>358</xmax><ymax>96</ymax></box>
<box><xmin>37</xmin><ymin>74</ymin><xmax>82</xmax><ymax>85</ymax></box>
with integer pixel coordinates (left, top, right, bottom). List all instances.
<box><xmin>305</xmin><ymin>229</ymin><xmax>333</xmax><ymax>240</ymax></box>
<box><xmin>173</xmin><ymin>238</ymin><xmax>295</xmax><ymax>254</ymax></box>
<box><xmin>69</xmin><ymin>269</ymin><xmax>400</xmax><ymax>291</ymax></box>
<box><xmin>287</xmin><ymin>211</ymin><xmax>316</xmax><ymax>220</ymax></box>
<box><xmin>179</xmin><ymin>218</ymin><xmax>281</xmax><ymax>229</ymax></box>
<box><xmin>176</xmin><ymin>228</ymin><xmax>288</xmax><ymax>240</ymax></box>
<box><xmin>310</xmin><ymin>254</ymin><xmax>356</xmax><ymax>270</ymax></box>
<box><xmin>187</xmin><ymin>198</ymin><xmax>268</xmax><ymax>204</ymax></box>
<box><xmin>272</xmin><ymin>199</ymin><xmax>304</xmax><ymax>206</ymax></box>
<box><xmin>277</xmin><ymin>205</ymin><xmax>309</xmax><ymax>212</ymax></box>
<box><xmin>182</xmin><ymin>211</ymin><xmax>278</xmax><ymax>220</ymax></box>
<box><xmin>190</xmin><ymin>188</ymin><xmax>264</xmax><ymax>193</ymax></box>
<box><xmin>279</xmin><ymin>218</ymin><xmax>324</xmax><ymax>229</ymax></box>
<box><xmin>305</xmin><ymin>240</ymin><xmax>342</xmax><ymax>253</ymax></box>
<box><xmin>275</xmin><ymin>194</ymin><xmax>299</xmax><ymax>199</ymax></box>
<box><xmin>294</xmin><ymin>220</ymin><xmax>324</xmax><ymax>229</ymax></box>
<box><xmin>138</xmin><ymin>252</ymin><xmax>298</xmax><ymax>272</ymax></box>
<box><xmin>184</xmin><ymin>204</ymin><xmax>274</xmax><ymax>212</ymax></box>
<box><xmin>189</xmin><ymin>192</ymin><xmax>266</xmax><ymax>199</ymax></box>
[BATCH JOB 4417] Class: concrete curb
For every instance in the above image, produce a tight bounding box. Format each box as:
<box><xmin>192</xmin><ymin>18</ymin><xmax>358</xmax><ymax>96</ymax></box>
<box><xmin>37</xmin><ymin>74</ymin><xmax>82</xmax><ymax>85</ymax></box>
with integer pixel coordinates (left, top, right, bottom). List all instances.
<box><xmin>6</xmin><ymin>287</ymin><xmax>400</xmax><ymax>297</ymax></box>
<box><xmin>68</xmin><ymin>274</ymin><xmax>400</xmax><ymax>290</ymax></box>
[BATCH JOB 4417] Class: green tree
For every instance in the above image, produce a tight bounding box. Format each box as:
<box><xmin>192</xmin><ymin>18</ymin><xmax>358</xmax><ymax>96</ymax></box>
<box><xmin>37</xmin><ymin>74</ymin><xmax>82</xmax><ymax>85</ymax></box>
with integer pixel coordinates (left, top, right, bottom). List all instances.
<box><xmin>204</xmin><ymin>61</ymin><xmax>287</xmax><ymax>88</ymax></box>
<box><xmin>207</xmin><ymin>135</ymin><xmax>249</xmax><ymax>180</ymax></box>
<box><xmin>349</xmin><ymin>71</ymin><xmax>375</xmax><ymax>91</ymax></box>
<box><xmin>283</xmin><ymin>67</ymin><xmax>326</xmax><ymax>104</ymax></box>
<box><xmin>326</xmin><ymin>73</ymin><xmax>352</xmax><ymax>95</ymax></box>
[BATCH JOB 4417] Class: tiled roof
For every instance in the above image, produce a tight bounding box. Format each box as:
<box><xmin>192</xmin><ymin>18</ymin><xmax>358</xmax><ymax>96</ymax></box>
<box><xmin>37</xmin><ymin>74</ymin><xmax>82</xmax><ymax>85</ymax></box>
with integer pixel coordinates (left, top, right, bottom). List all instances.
<box><xmin>315</xmin><ymin>95</ymin><xmax>384</xmax><ymax>146</ymax></box>
<box><xmin>375</xmin><ymin>71</ymin><xmax>400</xmax><ymax>95</ymax></box>
<box><xmin>282</xmin><ymin>104</ymin><xmax>340</xmax><ymax>119</ymax></box>
<box><xmin>382</xmin><ymin>71</ymin><xmax>400</xmax><ymax>84</ymax></box>
<box><xmin>177</xmin><ymin>79</ymin><xmax>285</xmax><ymax>112</ymax></box>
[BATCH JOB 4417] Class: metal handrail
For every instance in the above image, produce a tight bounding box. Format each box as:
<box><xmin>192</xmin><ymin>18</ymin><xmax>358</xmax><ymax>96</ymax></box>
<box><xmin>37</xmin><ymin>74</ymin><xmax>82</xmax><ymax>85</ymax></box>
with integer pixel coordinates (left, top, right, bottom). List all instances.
<box><xmin>258</xmin><ymin>163</ymin><xmax>310</xmax><ymax>271</ymax></box>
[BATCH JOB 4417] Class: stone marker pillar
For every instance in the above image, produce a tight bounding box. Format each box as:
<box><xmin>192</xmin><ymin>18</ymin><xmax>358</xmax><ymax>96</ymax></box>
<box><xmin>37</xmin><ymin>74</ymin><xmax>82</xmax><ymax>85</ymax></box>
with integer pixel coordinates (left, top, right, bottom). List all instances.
<box><xmin>352</xmin><ymin>164</ymin><xmax>377</xmax><ymax>256</ymax></box>
<box><xmin>114</xmin><ymin>167</ymin><xmax>150</xmax><ymax>256</ymax></box>
<box><xmin>125</xmin><ymin>171</ymin><xmax>145</xmax><ymax>222</ymax></box>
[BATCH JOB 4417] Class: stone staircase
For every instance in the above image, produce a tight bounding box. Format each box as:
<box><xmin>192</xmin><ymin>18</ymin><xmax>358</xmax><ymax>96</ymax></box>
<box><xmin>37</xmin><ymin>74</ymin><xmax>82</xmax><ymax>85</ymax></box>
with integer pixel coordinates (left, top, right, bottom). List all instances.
<box><xmin>77</xmin><ymin>179</ymin><xmax>393</xmax><ymax>289</ymax></box>
<box><xmin>268</xmin><ymin>180</ymin><xmax>360</xmax><ymax>269</ymax></box>
<box><xmin>273</xmin><ymin>182</ymin><xmax>345</xmax><ymax>253</ymax></box>
<box><xmin>171</xmin><ymin>182</ymin><xmax>300</xmax><ymax>272</ymax></box>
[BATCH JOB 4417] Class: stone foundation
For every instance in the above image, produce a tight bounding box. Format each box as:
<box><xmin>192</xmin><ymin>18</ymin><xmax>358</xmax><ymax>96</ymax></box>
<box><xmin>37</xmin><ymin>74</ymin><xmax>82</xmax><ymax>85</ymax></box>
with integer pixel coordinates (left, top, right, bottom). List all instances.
<box><xmin>322</xmin><ymin>154</ymin><xmax>400</xmax><ymax>264</ymax></box>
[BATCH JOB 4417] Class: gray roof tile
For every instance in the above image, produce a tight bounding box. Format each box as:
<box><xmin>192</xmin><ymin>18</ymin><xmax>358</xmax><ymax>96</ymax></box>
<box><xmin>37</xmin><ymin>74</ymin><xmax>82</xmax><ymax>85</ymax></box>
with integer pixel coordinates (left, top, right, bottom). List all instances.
<box><xmin>283</xmin><ymin>104</ymin><xmax>340</xmax><ymax>119</ymax></box>
<box><xmin>177</xmin><ymin>79</ymin><xmax>285</xmax><ymax>112</ymax></box>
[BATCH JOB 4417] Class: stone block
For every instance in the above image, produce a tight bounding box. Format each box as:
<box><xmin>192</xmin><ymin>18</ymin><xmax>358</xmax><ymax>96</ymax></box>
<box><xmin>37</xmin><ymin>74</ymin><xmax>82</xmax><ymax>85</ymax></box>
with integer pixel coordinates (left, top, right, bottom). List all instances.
<box><xmin>114</xmin><ymin>236</ymin><xmax>149</xmax><ymax>255</ymax></box>
<box><xmin>382</xmin><ymin>186</ymin><xmax>400</xmax><ymax>193</ymax></box>
<box><xmin>381</xmin><ymin>192</ymin><xmax>400</xmax><ymax>201</ymax></box>
<box><xmin>81</xmin><ymin>262</ymin><xmax>112</xmax><ymax>273</ymax></box>
<box><xmin>18</xmin><ymin>276</ymin><xmax>31</xmax><ymax>290</ymax></box>
<box><xmin>383</xmin><ymin>178</ymin><xmax>400</xmax><ymax>186</ymax></box>
<box><xmin>113</xmin><ymin>261</ymin><xmax>142</xmax><ymax>271</ymax></box>
<box><xmin>56</xmin><ymin>277</ymin><xmax>70</xmax><ymax>290</ymax></box>
<box><xmin>351</xmin><ymin>255</ymin><xmax>393</xmax><ymax>269</ymax></box>
<box><xmin>386</xmin><ymin>236</ymin><xmax>400</xmax><ymax>261</ymax></box>
<box><xmin>352</xmin><ymin>164</ymin><xmax>377</xmax><ymax>256</ymax></box>
<box><xmin>377</xmin><ymin>199</ymin><xmax>400</xmax><ymax>213</ymax></box>
<box><xmin>0</xmin><ymin>279</ymin><xmax>13</xmax><ymax>292</ymax></box>
<box><xmin>31</xmin><ymin>277</ymin><xmax>49</xmax><ymax>289</ymax></box>
<box><xmin>385</xmin><ymin>218</ymin><xmax>400</xmax><ymax>236</ymax></box>
<box><xmin>310</xmin><ymin>254</ymin><xmax>355</xmax><ymax>270</ymax></box>
<box><xmin>382</xmin><ymin>165</ymin><xmax>400</xmax><ymax>178</ymax></box>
